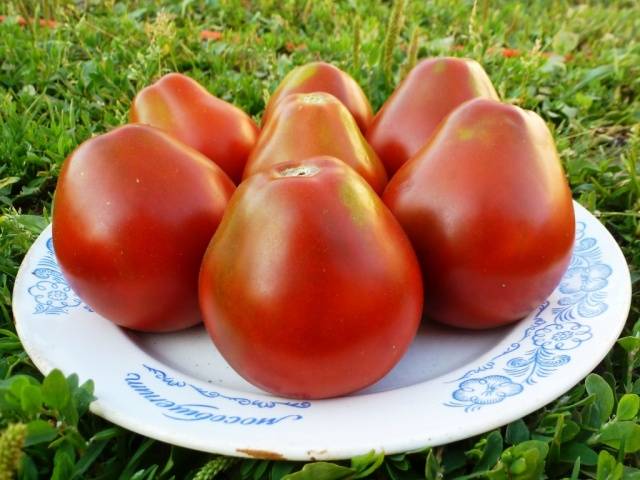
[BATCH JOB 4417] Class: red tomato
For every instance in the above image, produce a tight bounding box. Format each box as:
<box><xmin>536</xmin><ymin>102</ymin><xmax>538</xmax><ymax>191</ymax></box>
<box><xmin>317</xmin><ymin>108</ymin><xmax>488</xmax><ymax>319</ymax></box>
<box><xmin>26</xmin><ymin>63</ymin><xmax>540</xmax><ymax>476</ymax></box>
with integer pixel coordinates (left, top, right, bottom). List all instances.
<box><xmin>262</xmin><ymin>62</ymin><xmax>373</xmax><ymax>132</ymax></box>
<box><xmin>200</xmin><ymin>156</ymin><xmax>423</xmax><ymax>399</ymax></box>
<box><xmin>52</xmin><ymin>124</ymin><xmax>235</xmax><ymax>332</ymax></box>
<box><xmin>130</xmin><ymin>73</ymin><xmax>259</xmax><ymax>184</ymax></box>
<box><xmin>244</xmin><ymin>92</ymin><xmax>387</xmax><ymax>194</ymax></box>
<box><xmin>383</xmin><ymin>99</ymin><xmax>575</xmax><ymax>329</ymax></box>
<box><xmin>367</xmin><ymin>57</ymin><xmax>499</xmax><ymax>176</ymax></box>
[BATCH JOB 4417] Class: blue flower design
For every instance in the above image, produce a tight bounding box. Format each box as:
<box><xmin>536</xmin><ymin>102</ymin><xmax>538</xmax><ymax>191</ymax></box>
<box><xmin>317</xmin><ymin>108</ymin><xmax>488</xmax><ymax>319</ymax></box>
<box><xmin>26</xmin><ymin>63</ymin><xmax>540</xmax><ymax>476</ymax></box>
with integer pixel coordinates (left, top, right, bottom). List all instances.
<box><xmin>452</xmin><ymin>375</ymin><xmax>523</xmax><ymax>406</ymax></box>
<box><xmin>28</xmin><ymin>280</ymin><xmax>83</xmax><ymax>314</ymax></box>
<box><xmin>28</xmin><ymin>237</ymin><xmax>92</xmax><ymax>315</ymax></box>
<box><xmin>560</xmin><ymin>264</ymin><xmax>612</xmax><ymax>294</ymax></box>
<box><xmin>445</xmin><ymin>219</ymin><xmax>612</xmax><ymax>412</ymax></box>
<box><xmin>532</xmin><ymin>322</ymin><xmax>592</xmax><ymax>350</ymax></box>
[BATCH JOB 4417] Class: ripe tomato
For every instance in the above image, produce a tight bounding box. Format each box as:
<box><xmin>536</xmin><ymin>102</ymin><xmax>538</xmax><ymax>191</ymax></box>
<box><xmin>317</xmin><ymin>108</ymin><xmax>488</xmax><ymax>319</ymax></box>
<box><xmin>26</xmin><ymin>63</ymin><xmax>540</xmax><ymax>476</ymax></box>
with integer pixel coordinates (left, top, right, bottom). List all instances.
<box><xmin>262</xmin><ymin>61</ymin><xmax>373</xmax><ymax>132</ymax></box>
<box><xmin>52</xmin><ymin>124</ymin><xmax>235</xmax><ymax>332</ymax></box>
<box><xmin>367</xmin><ymin>57</ymin><xmax>499</xmax><ymax>176</ymax></box>
<box><xmin>130</xmin><ymin>73</ymin><xmax>259</xmax><ymax>184</ymax></box>
<box><xmin>383</xmin><ymin>99</ymin><xmax>575</xmax><ymax>329</ymax></box>
<box><xmin>244</xmin><ymin>92</ymin><xmax>387</xmax><ymax>194</ymax></box>
<box><xmin>200</xmin><ymin>156</ymin><xmax>423</xmax><ymax>399</ymax></box>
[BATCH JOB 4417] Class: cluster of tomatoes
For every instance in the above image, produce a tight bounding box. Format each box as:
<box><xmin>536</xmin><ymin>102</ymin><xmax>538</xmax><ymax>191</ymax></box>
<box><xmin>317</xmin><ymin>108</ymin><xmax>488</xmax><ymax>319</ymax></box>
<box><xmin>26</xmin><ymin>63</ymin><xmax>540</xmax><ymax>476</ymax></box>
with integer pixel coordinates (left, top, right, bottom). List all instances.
<box><xmin>51</xmin><ymin>58</ymin><xmax>575</xmax><ymax>399</ymax></box>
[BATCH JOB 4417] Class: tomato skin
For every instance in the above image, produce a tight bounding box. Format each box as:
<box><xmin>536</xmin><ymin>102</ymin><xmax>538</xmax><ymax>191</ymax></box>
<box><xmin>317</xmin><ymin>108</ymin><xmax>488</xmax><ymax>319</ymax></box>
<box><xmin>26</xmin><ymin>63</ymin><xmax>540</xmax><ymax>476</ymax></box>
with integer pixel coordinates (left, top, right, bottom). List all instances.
<box><xmin>383</xmin><ymin>99</ymin><xmax>575</xmax><ymax>329</ymax></box>
<box><xmin>130</xmin><ymin>73</ymin><xmax>259</xmax><ymax>184</ymax></box>
<box><xmin>366</xmin><ymin>57</ymin><xmax>499</xmax><ymax>176</ymax></box>
<box><xmin>200</xmin><ymin>156</ymin><xmax>423</xmax><ymax>399</ymax></box>
<box><xmin>262</xmin><ymin>62</ymin><xmax>373</xmax><ymax>132</ymax></box>
<box><xmin>244</xmin><ymin>92</ymin><xmax>387</xmax><ymax>194</ymax></box>
<box><xmin>52</xmin><ymin>124</ymin><xmax>235</xmax><ymax>332</ymax></box>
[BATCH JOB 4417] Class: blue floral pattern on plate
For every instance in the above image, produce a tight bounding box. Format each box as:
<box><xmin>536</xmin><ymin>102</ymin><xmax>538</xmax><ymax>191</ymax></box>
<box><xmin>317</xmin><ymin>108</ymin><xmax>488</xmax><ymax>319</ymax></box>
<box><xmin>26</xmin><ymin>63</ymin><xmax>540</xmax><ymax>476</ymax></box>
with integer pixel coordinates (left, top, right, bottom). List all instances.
<box><xmin>445</xmin><ymin>221</ymin><xmax>610</xmax><ymax>412</ymax></box>
<box><xmin>452</xmin><ymin>375</ymin><xmax>523</xmax><ymax>407</ymax></box>
<box><xmin>28</xmin><ymin>238</ymin><xmax>93</xmax><ymax>315</ymax></box>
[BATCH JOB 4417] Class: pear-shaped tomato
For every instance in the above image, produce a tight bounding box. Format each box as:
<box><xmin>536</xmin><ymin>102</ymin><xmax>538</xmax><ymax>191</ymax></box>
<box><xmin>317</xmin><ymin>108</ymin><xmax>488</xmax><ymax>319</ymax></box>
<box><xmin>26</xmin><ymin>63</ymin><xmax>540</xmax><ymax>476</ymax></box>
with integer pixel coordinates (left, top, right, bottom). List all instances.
<box><xmin>52</xmin><ymin>124</ymin><xmax>235</xmax><ymax>332</ymax></box>
<box><xmin>367</xmin><ymin>57</ymin><xmax>499</xmax><ymax>176</ymax></box>
<box><xmin>200</xmin><ymin>156</ymin><xmax>423</xmax><ymax>399</ymax></box>
<box><xmin>130</xmin><ymin>73</ymin><xmax>259</xmax><ymax>184</ymax></box>
<box><xmin>383</xmin><ymin>99</ymin><xmax>575</xmax><ymax>329</ymax></box>
<box><xmin>244</xmin><ymin>92</ymin><xmax>387</xmax><ymax>194</ymax></box>
<box><xmin>262</xmin><ymin>62</ymin><xmax>373</xmax><ymax>132</ymax></box>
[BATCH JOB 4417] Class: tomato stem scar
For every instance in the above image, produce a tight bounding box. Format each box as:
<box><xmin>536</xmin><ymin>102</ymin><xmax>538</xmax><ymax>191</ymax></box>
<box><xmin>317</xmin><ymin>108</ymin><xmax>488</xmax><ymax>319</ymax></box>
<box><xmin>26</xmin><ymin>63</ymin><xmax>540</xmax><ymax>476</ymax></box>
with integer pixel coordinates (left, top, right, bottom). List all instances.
<box><xmin>278</xmin><ymin>165</ymin><xmax>320</xmax><ymax>177</ymax></box>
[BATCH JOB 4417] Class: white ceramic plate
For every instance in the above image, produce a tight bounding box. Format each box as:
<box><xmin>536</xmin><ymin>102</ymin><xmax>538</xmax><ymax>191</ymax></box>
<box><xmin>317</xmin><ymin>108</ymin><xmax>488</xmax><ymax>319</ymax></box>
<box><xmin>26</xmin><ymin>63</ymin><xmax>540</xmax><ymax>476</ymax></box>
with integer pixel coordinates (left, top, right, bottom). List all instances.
<box><xmin>13</xmin><ymin>201</ymin><xmax>631</xmax><ymax>461</ymax></box>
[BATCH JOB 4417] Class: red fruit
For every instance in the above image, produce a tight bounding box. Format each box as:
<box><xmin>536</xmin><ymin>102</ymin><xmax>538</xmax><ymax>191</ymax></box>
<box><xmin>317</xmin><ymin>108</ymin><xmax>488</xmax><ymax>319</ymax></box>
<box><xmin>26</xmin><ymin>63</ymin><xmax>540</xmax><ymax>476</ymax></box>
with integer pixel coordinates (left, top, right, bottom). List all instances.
<box><xmin>262</xmin><ymin>62</ymin><xmax>373</xmax><ymax>132</ymax></box>
<box><xmin>53</xmin><ymin>124</ymin><xmax>235</xmax><ymax>332</ymax></box>
<box><xmin>244</xmin><ymin>92</ymin><xmax>387</xmax><ymax>194</ymax></box>
<box><xmin>130</xmin><ymin>73</ymin><xmax>259</xmax><ymax>184</ymax></box>
<box><xmin>384</xmin><ymin>99</ymin><xmax>575</xmax><ymax>329</ymax></box>
<box><xmin>367</xmin><ymin>57</ymin><xmax>499</xmax><ymax>176</ymax></box>
<box><xmin>200</xmin><ymin>156</ymin><xmax>423</xmax><ymax>398</ymax></box>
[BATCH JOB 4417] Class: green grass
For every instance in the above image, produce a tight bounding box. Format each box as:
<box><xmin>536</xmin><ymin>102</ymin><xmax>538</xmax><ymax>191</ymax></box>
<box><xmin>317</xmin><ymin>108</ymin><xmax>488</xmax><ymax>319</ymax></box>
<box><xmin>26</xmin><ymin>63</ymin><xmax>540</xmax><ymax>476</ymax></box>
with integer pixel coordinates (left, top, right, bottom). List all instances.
<box><xmin>1</xmin><ymin>0</ymin><xmax>639</xmax><ymax>478</ymax></box>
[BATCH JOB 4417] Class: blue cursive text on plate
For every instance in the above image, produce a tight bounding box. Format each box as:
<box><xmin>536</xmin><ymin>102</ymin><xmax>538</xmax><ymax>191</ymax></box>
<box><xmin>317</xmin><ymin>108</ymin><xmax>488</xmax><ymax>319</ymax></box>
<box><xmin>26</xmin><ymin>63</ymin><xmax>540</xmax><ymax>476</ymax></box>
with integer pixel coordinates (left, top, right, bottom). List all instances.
<box><xmin>125</xmin><ymin>372</ymin><xmax>303</xmax><ymax>425</ymax></box>
<box><xmin>142</xmin><ymin>364</ymin><xmax>312</xmax><ymax>409</ymax></box>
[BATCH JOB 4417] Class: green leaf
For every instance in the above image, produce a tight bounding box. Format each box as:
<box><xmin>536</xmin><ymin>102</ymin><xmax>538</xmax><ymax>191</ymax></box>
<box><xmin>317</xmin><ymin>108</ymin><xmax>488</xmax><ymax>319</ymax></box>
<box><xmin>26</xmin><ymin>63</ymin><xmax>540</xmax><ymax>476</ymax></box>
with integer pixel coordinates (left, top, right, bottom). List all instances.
<box><xmin>574</xmin><ymin>92</ymin><xmax>593</xmax><ymax>109</ymax></box>
<box><xmin>505</xmin><ymin>419</ymin><xmax>530</xmax><ymax>445</ymax></box>
<box><xmin>11</xmin><ymin>214</ymin><xmax>47</xmax><ymax>235</ymax></box>
<box><xmin>282</xmin><ymin>462</ymin><xmax>355</xmax><ymax>480</ymax></box>
<box><xmin>561</xmin><ymin>420</ymin><xmax>581</xmax><ymax>443</ymax></box>
<box><xmin>270</xmin><ymin>462</ymin><xmax>297</xmax><ymax>480</ymax></box>
<box><xmin>118</xmin><ymin>438</ymin><xmax>155</xmax><ymax>480</ymax></box>
<box><xmin>0</xmin><ymin>176</ymin><xmax>20</xmax><ymax>190</ymax></box>
<box><xmin>502</xmin><ymin>441</ymin><xmax>548</xmax><ymax>480</ymax></box>
<box><xmin>20</xmin><ymin>454</ymin><xmax>39</xmax><ymax>480</ymax></box>
<box><xmin>559</xmin><ymin>442</ymin><xmax>598</xmax><ymax>466</ymax></box>
<box><xmin>24</xmin><ymin>419</ymin><xmax>57</xmax><ymax>447</ymax></box>
<box><xmin>586</xmin><ymin>373</ymin><xmax>614</xmax><ymax>426</ymax></box>
<box><xmin>386</xmin><ymin>453</ymin><xmax>410</xmax><ymax>471</ymax></box>
<box><xmin>596</xmin><ymin>450</ymin><xmax>624</xmax><ymax>480</ymax></box>
<box><xmin>132</xmin><ymin>465</ymin><xmax>162</xmax><ymax>480</ymax></box>
<box><xmin>253</xmin><ymin>460</ymin><xmax>270</xmax><ymax>479</ymax></box>
<box><xmin>425</xmin><ymin>449</ymin><xmax>441</xmax><ymax>480</ymax></box>
<box><xmin>90</xmin><ymin>427</ymin><xmax>123</xmax><ymax>443</ymax></box>
<box><xmin>59</xmin><ymin>397</ymin><xmax>79</xmax><ymax>426</ymax></box>
<box><xmin>548</xmin><ymin>414</ymin><xmax>566</xmax><ymax>462</ymax></box>
<box><xmin>66</xmin><ymin>374</ymin><xmax>79</xmax><ymax>392</ymax></box>
<box><xmin>42</xmin><ymin>369</ymin><xmax>70</xmax><ymax>410</ymax></box>
<box><xmin>570</xmin><ymin>458</ymin><xmax>581</xmax><ymax>480</ymax></box>
<box><xmin>20</xmin><ymin>384</ymin><xmax>42</xmax><ymax>417</ymax></box>
<box><xmin>632</xmin><ymin>320</ymin><xmax>640</xmax><ymax>337</ymax></box>
<box><xmin>617</xmin><ymin>394</ymin><xmax>640</xmax><ymax>420</ymax></box>
<box><xmin>596</xmin><ymin>421</ymin><xmax>640</xmax><ymax>453</ymax></box>
<box><xmin>474</xmin><ymin>431</ymin><xmax>503</xmax><ymax>472</ymax></box>
<box><xmin>349</xmin><ymin>450</ymin><xmax>384</xmax><ymax>478</ymax></box>
<box><xmin>158</xmin><ymin>447</ymin><xmax>177</xmax><ymax>477</ymax></box>
<box><xmin>569</xmin><ymin>65</ymin><xmax>614</xmax><ymax>94</ymax></box>
<box><xmin>241</xmin><ymin>459</ymin><xmax>259</xmax><ymax>477</ymax></box>
<box><xmin>618</xmin><ymin>336</ymin><xmax>640</xmax><ymax>353</ymax></box>
<box><xmin>72</xmin><ymin>439</ymin><xmax>109</xmax><ymax>478</ymax></box>
<box><xmin>552</xmin><ymin>30</ymin><xmax>579</xmax><ymax>54</ymax></box>
<box><xmin>623</xmin><ymin>466</ymin><xmax>640</xmax><ymax>480</ymax></box>
<box><xmin>51</xmin><ymin>442</ymin><xmax>75</xmax><ymax>480</ymax></box>
<box><xmin>8</xmin><ymin>375</ymin><xmax>33</xmax><ymax>400</ymax></box>
<box><xmin>59</xmin><ymin>429</ymin><xmax>86</xmax><ymax>451</ymax></box>
<box><xmin>74</xmin><ymin>379</ymin><xmax>95</xmax><ymax>415</ymax></box>
<box><xmin>442</xmin><ymin>445</ymin><xmax>467</xmax><ymax>474</ymax></box>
